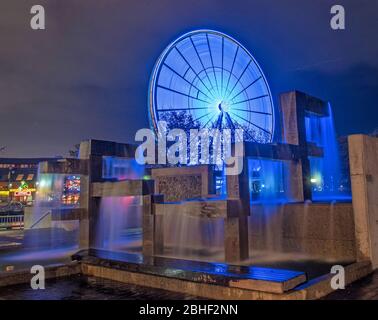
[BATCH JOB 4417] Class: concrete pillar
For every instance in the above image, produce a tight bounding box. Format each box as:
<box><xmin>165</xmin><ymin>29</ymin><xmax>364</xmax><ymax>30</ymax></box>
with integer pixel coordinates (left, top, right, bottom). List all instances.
<box><xmin>284</xmin><ymin>160</ymin><xmax>304</xmax><ymax>202</ymax></box>
<box><xmin>78</xmin><ymin>140</ymin><xmax>103</xmax><ymax>249</ymax></box>
<box><xmin>349</xmin><ymin>135</ymin><xmax>378</xmax><ymax>268</ymax></box>
<box><xmin>280</xmin><ymin>91</ymin><xmax>316</xmax><ymax>201</ymax></box>
<box><xmin>224</xmin><ymin>204</ymin><xmax>249</xmax><ymax>262</ymax></box>
<box><xmin>142</xmin><ymin>195</ymin><xmax>164</xmax><ymax>256</ymax></box>
<box><xmin>224</xmin><ymin>157</ymin><xmax>250</xmax><ymax>262</ymax></box>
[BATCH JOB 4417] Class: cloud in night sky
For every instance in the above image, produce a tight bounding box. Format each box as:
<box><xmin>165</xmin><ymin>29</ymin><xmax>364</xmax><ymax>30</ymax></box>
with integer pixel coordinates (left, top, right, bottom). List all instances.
<box><xmin>0</xmin><ymin>0</ymin><xmax>377</xmax><ymax>157</ymax></box>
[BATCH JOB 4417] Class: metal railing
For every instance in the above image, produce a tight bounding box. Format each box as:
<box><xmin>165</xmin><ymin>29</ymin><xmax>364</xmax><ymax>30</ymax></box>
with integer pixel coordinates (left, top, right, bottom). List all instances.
<box><xmin>29</xmin><ymin>210</ymin><xmax>51</xmax><ymax>229</ymax></box>
<box><xmin>0</xmin><ymin>201</ymin><xmax>24</xmax><ymax>213</ymax></box>
<box><xmin>0</xmin><ymin>214</ymin><xmax>24</xmax><ymax>229</ymax></box>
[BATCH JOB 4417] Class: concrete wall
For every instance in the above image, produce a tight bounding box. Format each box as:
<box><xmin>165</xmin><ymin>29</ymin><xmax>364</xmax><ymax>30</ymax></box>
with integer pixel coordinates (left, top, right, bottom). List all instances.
<box><xmin>151</xmin><ymin>165</ymin><xmax>214</xmax><ymax>202</ymax></box>
<box><xmin>24</xmin><ymin>206</ymin><xmax>51</xmax><ymax>229</ymax></box>
<box><xmin>249</xmin><ymin>202</ymin><xmax>356</xmax><ymax>262</ymax></box>
<box><xmin>349</xmin><ymin>134</ymin><xmax>378</xmax><ymax>268</ymax></box>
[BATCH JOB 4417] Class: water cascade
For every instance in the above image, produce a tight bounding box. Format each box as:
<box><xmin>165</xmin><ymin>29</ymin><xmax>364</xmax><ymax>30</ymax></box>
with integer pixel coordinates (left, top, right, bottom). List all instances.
<box><xmin>95</xmin><ymin>157</ymin><xmax>145</xmax><ymax>252</ymax></box>
<box><xmin>22</xmin><ymin>170</ymin><xmax>80</xmax><ymax>255</ymax></box>
<box><xmin>305</xmin><ymin>103</ymin><xmax>351</xmax><ymax>201</ymax></box>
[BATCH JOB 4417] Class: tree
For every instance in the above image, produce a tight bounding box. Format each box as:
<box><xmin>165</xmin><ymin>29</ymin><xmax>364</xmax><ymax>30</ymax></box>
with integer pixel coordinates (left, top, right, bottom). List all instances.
<box><xmin>160</xmin><ymin>111</ymin><xmax>201</xmax><ymax>134</ymax></box>
<box><xmin>68</xmin><ymin>144</ymin><xmax>80</xmax><ymax>158</ymax></box>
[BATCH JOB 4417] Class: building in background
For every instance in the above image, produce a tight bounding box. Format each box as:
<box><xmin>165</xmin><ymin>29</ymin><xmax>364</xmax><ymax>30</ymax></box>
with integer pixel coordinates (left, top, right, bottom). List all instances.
<box><xmin>0</xmin><ymin>158</ymin><xmax>59</xmax><ymax>205</ymax></box>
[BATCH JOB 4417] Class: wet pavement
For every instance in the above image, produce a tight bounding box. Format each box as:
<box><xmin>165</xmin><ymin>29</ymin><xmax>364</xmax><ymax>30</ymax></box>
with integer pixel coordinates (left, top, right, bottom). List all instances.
<box><xmin>2</xmin><ymin>230</ymin><xmax>377</xmax><ymax>300</ymax></box>
<box><xmin>0</xmin><ymin>230</ymin><xmax>77</xmax><ymax>272</ymax></box>
<box><xmin>2</xmin><ymin>271</ymin><xmax>378</xmax><ymax>300</ymax></box>
<box><xmin>0</xmin><ymin>274</ymin><xmax>200</xmax><ymax>300</ymax></box>
<box><xmin>324</xmin><ymin>270</ymin><xmax>378</xmax><ymax>300</ymax></box>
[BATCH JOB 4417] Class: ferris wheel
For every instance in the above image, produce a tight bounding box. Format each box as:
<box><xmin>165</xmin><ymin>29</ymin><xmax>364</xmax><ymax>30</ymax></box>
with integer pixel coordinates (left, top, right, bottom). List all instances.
<box><xmin>148</xmin><ymin>30</ymin><xmax>275</xmax><ymax>143</ymax></box>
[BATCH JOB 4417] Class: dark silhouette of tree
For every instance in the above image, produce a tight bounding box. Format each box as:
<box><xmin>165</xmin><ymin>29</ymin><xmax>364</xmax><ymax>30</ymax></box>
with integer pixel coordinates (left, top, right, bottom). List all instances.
<box><xmin>338</xmin><ymin>136</ymin><xmax>351</xmax><ymax>192</ymax></box>
<box><xmin>160</xmin><ymin>111</ymin><xmax>201</xmax><ymax>134</ymax></box>
<box><xmin>370</xmin><ymin>128</ymin><xmax>378</xmax><ymax>138</ymax></box>
<box><xmin>68</xmin><ymin>144</ymin><xmax>80</xmax><ymax>158</ymax></box>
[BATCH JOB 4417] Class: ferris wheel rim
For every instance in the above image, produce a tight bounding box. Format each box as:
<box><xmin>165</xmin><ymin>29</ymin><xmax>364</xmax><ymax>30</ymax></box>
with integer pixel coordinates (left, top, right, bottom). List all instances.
<box><xmin>148</xmin><ymin>29</ymin><xmax>275</xmax><ymax>143</ymax></box>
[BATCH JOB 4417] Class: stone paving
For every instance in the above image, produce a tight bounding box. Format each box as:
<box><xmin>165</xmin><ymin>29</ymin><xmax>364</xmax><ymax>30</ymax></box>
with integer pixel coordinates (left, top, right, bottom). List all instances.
<box><xmin>0</xmin><ymin>274</ymin><xmax>200</xmax><ymax>300</ymax></box>
<box><xmin>1</xmin><ymin>271</ymin><xmax>378</xmax><ymax>300</ymax></box>
<box><xmin>324</xmin><ymin>270</ymin><xmax>378</xmax><ymax>300</ymax></box>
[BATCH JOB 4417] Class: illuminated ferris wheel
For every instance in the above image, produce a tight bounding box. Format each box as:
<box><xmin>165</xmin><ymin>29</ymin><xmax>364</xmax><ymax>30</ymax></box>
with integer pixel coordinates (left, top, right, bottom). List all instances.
<box><xmin>148</xmin><ymin>30</ymin><xmax>275</xmax><ymax>143</ymax></box>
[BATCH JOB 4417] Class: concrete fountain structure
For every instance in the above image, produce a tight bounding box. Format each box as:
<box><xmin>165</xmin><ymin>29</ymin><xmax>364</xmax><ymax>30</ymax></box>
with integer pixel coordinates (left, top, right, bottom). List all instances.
<box><xmin>7</xmin><ymin>89</ymin><xmax>375</xmax><ymax>299</ymax></box>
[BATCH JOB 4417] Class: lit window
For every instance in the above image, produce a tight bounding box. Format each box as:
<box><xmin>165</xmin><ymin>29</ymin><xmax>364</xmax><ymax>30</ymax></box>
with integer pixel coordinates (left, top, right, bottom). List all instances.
<box><xmin>16</xmin><ymin>174</ymin><xmax>24</xmax><ymax>181</ymax></box>
<box><xmin>27</xmin><ymin>174</ymin><xmax>34</xmax><ymax>181</ymax></box>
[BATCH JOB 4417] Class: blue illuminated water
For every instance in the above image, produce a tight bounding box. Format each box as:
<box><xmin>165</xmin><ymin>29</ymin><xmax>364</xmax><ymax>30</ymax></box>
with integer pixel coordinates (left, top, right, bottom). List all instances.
<box><xmin>96</xmin><ymin>196</ymin><xmax>142</xmax><ymax>252</ymax></box>
<box><xmin>96</xmin><ymin>157</ymin><xmax>145</xmax><ymax>252</ymax></box>
<box><xmin>102</xmin><ymin>156</ymin><xmax>145</xmax><ymax>180</ymax></box>
<box><xmin>305</xmin><ymin>103</ymin><xmax>351</xmax><ymax>201</ymax></box>
<box><xmin>27</xmin><ymin>170</ymin><xmax>79</xmax><ymax>249</ymax></box>
<box><xmin>248</xmin><ymin>158</ymin><xmax>290</xmax><ymax>203</ymax></box>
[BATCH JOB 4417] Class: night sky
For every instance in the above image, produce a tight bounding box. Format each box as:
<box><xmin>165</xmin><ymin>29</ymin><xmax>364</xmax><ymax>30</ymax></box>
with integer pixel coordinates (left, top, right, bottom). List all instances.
<box><xmin>0</xmin><ymin>0</ymin><xmax>377</xmax><ymax>157</ymax></box>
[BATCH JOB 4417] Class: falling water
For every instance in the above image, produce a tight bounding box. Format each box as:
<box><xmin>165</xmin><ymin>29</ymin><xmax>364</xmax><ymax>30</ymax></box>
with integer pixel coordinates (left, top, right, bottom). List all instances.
<box><xmin>163</xmin><ymin>206</ymin><xmax>224</xmax><ymax>261</ymax></box>
<box><xmin>248</xmin><ymin>158</ymin><xmax>289</xmax><ymax>203</ymax></box>
<box><xmin>305</xmin><ymin>103</ymin><xmax>351</xmax><ymax>201</ymax></box>
<box><xmin>96</xmin><ymin>196</ymin><xmax>142</xmax><ymax>252</ymax></box>
<box><xmin>96</xmin><ymin>157</ymin><xmax>145</xmax><ymax>252</ymax></box>
<box><xmin>20</xmin><ymin>167</ymin><xmax>79</xmax><ymax>264</ymax></box>
<box><xmin>247</xmin><ymin>158</ymin><xmax>290</xmax><ymax>257</ymax></box>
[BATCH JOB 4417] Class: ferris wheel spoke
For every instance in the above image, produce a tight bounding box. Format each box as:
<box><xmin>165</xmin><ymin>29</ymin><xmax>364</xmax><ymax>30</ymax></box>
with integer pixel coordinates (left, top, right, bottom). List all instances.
<box><xmin>230</xmin><ymin>118</ymin><xmax>258</xmax><ymax>142</ymax></box>
<box><xmin>215</xmin><ymin>112</ymin><xmax>224</xmax><ymax>130</ymax></box>
<box><xmin>162</xmin><ymin>63</ymin><xmax>214</xmax><ymax>103</ymax></box>
<box><xmin>229</xmin><ymin>76</ymin><xmax>263</xmax><ymax>101</ymax></box>
<box><xmin>189</xmin><ymin>37</ymin><xmax>217</xmax><ymax>97</ymax></box>
<box><xmin>203</xmin><ymin>113</ymin><xmax>217</xmax><ymax>128</ymax></box>
<box><xmin>187</xmin><ymin>112</ymin><xmax>218</xmax><ymax>151</ymax></box>
<box><xmin>221</xmin><ymin>37</ymin><xmax>224</xmax><ymax>96</ymax></box>
<box><xmin>157</xmin><ymin>107</ymin><xmax>210</xmax><ymax>112</ymax></box>
<box><xmin>174</xmin><ymin>47</ymin><xmax>216</xmax><ymax>100</ymax></box>
<box><xmin>224</xmin><ymin>46</ymin><xmax>239</xmax><ymax>97</ymax></box>
<box><xmin>230</xmin><ymin>94</ymin><xmax>269</xmax><ymax>106</ymax></box>
<box><xmin>229</xmin><ymin>111</ymin><xmax>272</xmax><ymax>135</ymax></box>
<box><xmin>151</xmin><ymin>31</ymin><xmax>274</xmax><ymax>144</ymax></box>
<box><xmin>157</xmin><ymin>85</ymin><xmax>212</xmax><ymax>105</ymax></box>
<box><xmin>192</xmin><ymin>111</ymin><xmax>213</xmax><ymax>123</ymax></box>
<box><xmin>188</xmin><ymin>112</ymin><xmax>217</xmax><ymax>146</ymax></box>
<box><xmin>232</xmin><ymin>108</ymin><xmax>272</xmax><ymax>116</ymax></box>
<box><xmin>224</xmin><ymin>112</ymin><xmax>236</xmax><ymax>130</ymax></box>
<box><xmin>206</xmin><ymin>34</ymin><xmax>221</xmax><ymax>97</ymax></box>
<box><xmin>225</xmin><ymin>60</ymin><xmax>252</xmax><ymax>101</ymax></box>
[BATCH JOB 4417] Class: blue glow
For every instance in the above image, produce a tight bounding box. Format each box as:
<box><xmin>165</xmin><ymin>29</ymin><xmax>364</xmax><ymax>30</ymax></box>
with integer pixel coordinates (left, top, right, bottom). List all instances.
<box><xmin>306</xmin><ymin>104</ymin><xmax>352</xmax><ymax>201</ymax></box>
<box><xmin>102</xmin><ymin>156</ymin><xmax>145</xmax><ymax>180</ymax></box>
<box><xmin>248</xmin><ymin>158</ymin><xmax>290</xmax><ymax>203</ymax></box>
<box><xmin>149</xmin><ymin>30</ymin><xmax>275</xmax><ymax>143</ymax></box>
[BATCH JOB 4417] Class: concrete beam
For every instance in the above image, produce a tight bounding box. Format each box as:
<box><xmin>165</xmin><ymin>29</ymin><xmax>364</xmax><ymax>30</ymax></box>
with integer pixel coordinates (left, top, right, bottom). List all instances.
<box><xmin>79</xmin><ymin>139</ymin><xmax>138</xmax><ymax>159</ymax></box>
<box><xmin>155</xmin><ymin>199</ymin><xmax>228</xmax><ymax>219</ymax></box>
<box><xmin>151</xmin><ymin>165</ymin><xmax>215</xmax><ymax>202</ymax></box>
<box><xmin>295</xmin><ymin>90</ymin><xmax>328</xmax><ymax>116</ymax></box>
<box><xmin>243</xmin><ymin>142</ymin><xmax>323</xmax><ymax>160</ymax></box>
<box><xmin>38</xmin><ymin>158</ymin><xmax>88</xmax><ymax>175</ymax></box>
<box><xmin>50</xmin><ymin>208</ymin><xmax>87</xmax><ymax>221</ymax></box>
<box><xmin>91</xmin><ymin>180</ymin><xmax>154</xmax><ymax>197</ymax></box>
